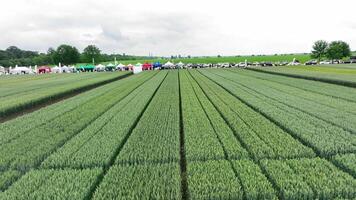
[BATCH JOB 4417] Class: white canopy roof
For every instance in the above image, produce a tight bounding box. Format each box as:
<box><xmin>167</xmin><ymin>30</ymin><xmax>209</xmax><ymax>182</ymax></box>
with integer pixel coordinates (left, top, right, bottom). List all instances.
<box><xmin>95</xmin><ymin>64</ymin><xmax>106</xmax><ymax>69</ymax></box>
<box><xmin>116</xmin><ymin>63</ymin><xmax>125</xmax><ymax>68</ymax></box>
<box><xmin>177</xmin><ymin>62</ymin><xmax>184</xmax><ymax>67</ymax></box>
<box><xmin>13</xmin><ymin>66</ymin><xmax>31</xmax><ymax>71</ymax></box>
<box><xmin>127</xmin><ymin>64</ymin><xmax>133</xmax><ymax>67</ymax></box>
<box><xmin>135</xmin><ymin>63</ymin><xmax>142</xmax><ymax>67</ymax></box>
<box><xmin>163</xmin><ymin>61</ymin><xmax>174</xmax><ymax>67</ymax></box>
<box><xmin>106</xmin><ymin>63</ymin><xmax>115</xmax><ymax>67</ymax></box>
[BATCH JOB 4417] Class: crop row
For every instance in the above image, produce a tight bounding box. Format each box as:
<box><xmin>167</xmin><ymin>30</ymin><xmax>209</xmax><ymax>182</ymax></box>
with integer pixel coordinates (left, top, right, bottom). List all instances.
<box><xmin>332</xmin><ymin>153</ymin><xmax>356</xmax><ymax>178</ymax></box>
<box><xmin>41</xmin><ymin>72</ymin><xmax>167</xmax><ymax>169</ymax></box>
<box><xmin>199</xmin><ymin>69</ymin><xmax>356</xmax><ymax>156</ymax></box>
<box><xmin>0</xmin><ymin>72</ymin><xmax>157</xmax><ymax>170</ymax></box>
<box><xmin>261</xmin><ymin>158</ymin><xmax>356</xmax><ymax>199</ymax></box>
<box><xmin>180</xmin><ymin>70</ymin><xmax>249</xmax><ymax>161</ymax></box>
<box><xmin>116</xmin><ymin>71</ymin><xmax>180</xmax><ymax>165</ymax></box>
<box><xmin>0</xmin><ymin>170</ymin><xmax>22</xmax><ymax>191</ymax></box>
<box><xmin>232</xmin><ymin>69</ymin><xmax>356</xmax><ymax>103</ymax></box>
<box><xmin>0</xmin><ymin>168</ymin><xmax>101</xmax><ymax>199</ymax></box>
<box><xmin>0</xmin><ymin>72</ymin><xmax>131</xmax><ymax>118</ymax></box>
<box><xmin>223</xmin><ymin>69</ymin><xmax>356</xmax><ymax>133</ymax></box>
<box><xmin>248</xmin><ymin>66</ymin><xmax>356</xmax><ymax>88</ymax></box>
<box><xmin>189</xmin><ymin>70</ymin><xmax>314</xmax><ymax>160</ymax></box>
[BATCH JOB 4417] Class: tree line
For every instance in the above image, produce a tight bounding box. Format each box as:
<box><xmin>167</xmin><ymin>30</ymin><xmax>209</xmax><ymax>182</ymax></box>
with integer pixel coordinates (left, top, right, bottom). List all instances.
<box><xmin>0</xmin><ymin>45</ymin><xmax>153</xmax><ymax>67</ymax></box>
<box><xmin>311</xmin><ymin>40</ymin><xmax>352</xmax><ymax>62</ymax></box>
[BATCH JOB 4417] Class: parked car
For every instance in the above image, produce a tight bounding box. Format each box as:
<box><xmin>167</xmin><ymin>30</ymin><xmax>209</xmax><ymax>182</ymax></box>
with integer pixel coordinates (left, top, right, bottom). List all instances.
<box><xmin>319</xmin><ymin>60</ymin><xmax>331</xmax><ymax>65</ymax></box>
<box><xmin>260</xmin><ymin>62</ymin><xmax>273</xmax><ymax>67</ymax></box>
<box><xmin>236</xmin><ymin>62</ymin><xmax>246</xmax><ymax>68</ymax></box>
<box><xmin>305</xmin><ymin>60</ymin><xmax>318</xmax><ymax>65</ymax></box>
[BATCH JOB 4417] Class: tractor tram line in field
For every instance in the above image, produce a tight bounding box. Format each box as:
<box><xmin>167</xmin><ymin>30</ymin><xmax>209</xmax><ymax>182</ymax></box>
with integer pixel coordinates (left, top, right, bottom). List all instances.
<box><xmin>177</xmin><ymin>70</ymin><xmax>189</xmax><ymax>200</ymax></box>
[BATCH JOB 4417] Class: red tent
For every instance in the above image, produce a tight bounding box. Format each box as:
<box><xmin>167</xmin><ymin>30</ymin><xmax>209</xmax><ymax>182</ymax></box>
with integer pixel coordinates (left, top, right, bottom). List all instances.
<box><xmin>38</xmin><ymin>66</ymin><xmax>51</xmax><ymax>74</ymax></box>
<box><xmin>142</xmin><ymin>63</ymin><xmax>152</xmax><ymax>70</ymax></box>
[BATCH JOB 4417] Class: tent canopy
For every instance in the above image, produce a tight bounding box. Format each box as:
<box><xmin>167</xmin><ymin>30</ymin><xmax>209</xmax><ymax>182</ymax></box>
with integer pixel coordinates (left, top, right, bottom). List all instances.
<box><xmin>163</xmin><ymin>61</ymin><xmax>174</xmax><ymax>67</ymax></box>
<box><xmin>177</xmin><ymin>62</ymin><xmax>184</xmax><ymax>66</ymax></box>
<box><xmin>153</xmin><ymin>62</ymin><xmax>162</xmax><ymax>68</ymax></box>
<box><xmin>106</xmin><ymin>63</ymin><xmax>115</xmax><ymax>67</ymax></box>
<box><xmin>77</xmin><ymin>65</ymin><xmax>95</xmax><ymax>70</ymax></box>
<box><xmin>116</xmin><ymin>63</ymin><xmax>125</xmax><ymax>68</ymax></box>
<box><xmin>142</xmin><ymin>62</ymin><xmax>152</xmax><ymax>67</ymax></box>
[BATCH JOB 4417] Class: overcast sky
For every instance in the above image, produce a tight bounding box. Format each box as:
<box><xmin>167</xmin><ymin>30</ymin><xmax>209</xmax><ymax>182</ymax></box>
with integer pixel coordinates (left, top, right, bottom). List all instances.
<box><xmin>1</xmin><ymin>0</ymin><xmax>355</xmax><ymax>56</ymax></box>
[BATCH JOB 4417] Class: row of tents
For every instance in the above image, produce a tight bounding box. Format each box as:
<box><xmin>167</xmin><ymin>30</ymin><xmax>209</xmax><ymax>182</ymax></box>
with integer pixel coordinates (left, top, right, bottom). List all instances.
<box><xmin>0</xmin><ymin>61</ymin><xmax>185</xmax><ymax>75</ymax></box>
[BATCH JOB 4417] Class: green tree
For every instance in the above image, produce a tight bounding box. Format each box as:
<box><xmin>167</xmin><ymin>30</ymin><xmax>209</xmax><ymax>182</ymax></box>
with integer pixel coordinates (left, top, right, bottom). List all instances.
<box><xmin>52</xmin><ymin>44</ymin><xmax>80</xmax><ymax>65</ymax></box>
<box><xmin>82</xmin><ymin>45</ymin><xmax>101</xmax><ymax>64</ymax></box>
<box><xmin>326</xmin><ymin>41</ymin><xmax>351</xmax><ymax>62</ymax></box>
<box><xmin>311</xmin><ymin>40</ymin><xmax>328</xmax><ymax>62</ymax></box>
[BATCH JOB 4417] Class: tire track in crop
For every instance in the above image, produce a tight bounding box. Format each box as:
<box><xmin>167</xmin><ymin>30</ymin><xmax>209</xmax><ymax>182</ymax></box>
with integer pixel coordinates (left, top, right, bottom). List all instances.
<box><xmin>189</xmin><ymin>70</ymin><xmax>282</xmax><ymax>200</ymax></box>
<box><xmin>85</xmin><ymin>71</ymin><xmax>168</xmax><ymax>200</ymax></box>
<box><xmin>197</xmin><ymin>69</ymin><xmax>356</xmax><ymax>180</ymax></box>
<box><xmin>178</xmin><ymin>70</ymin><xmax>190</xmax><ymax>200</ymax></box>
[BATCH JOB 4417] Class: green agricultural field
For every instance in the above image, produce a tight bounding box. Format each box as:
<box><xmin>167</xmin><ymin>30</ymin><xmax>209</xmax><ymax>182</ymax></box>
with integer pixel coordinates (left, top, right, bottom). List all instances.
<box><xmin>250</xmin><ymin>64</ymin><xmax>356</xmax><ymax>87</ymax></box>
<box><xmin>0</xmin><ymin>68</ymin><xmax>355</xmax><ymax>199</ymax></box>
<box><xmin>0</xmin><ymin>71</ymin><xmax>131</xmax><ymax>120</ymax></box>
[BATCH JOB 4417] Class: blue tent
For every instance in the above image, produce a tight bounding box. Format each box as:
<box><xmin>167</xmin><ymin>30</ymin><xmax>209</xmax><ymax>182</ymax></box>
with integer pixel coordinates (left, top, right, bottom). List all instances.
<box><xmin>153</xmin><ymin>62</ymin><xmax>162</xmax><ymax>68</ymax></box>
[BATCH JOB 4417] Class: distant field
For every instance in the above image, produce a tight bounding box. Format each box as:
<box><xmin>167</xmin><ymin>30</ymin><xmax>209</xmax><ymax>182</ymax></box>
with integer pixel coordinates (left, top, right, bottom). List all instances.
<box><xmin>250</xmin><ymin>64</ymin><xmax>356</xmax><ymax>87</ymax></box>
<box><xmin>75</xmin><ymin>54</ymin><xmax>312</xmax><ymax>66</ymax></box>
<box><xmin>0</xmin><ymin>72</ymin><xmax>131</xmax><ymax>120</ymax></box>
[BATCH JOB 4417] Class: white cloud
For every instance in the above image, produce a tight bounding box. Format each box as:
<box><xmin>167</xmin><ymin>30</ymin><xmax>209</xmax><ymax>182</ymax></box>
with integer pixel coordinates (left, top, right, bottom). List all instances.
<box><xmin>0</xmin><ymin>0</ymin><xmax>355</xmax><ymax>56</ymax></box>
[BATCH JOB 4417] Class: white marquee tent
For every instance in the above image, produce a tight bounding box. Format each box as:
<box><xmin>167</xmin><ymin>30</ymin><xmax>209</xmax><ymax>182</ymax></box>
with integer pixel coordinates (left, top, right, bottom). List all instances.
<box><xmin>163</xmin><ymin>61</ymin><xmax>174</xmax><ymax>69</ymax></box>
<box><xmin>0</xmin><ymin>66</ymin><xmax>5</xmax><ymax>75</ymax></box>
<box><xmin>52</xmin><ymin>66</ymin><xmax>62</xmax><ymax>73</ymax></box>
<box><xmin>95</xmin><ymin>64</ymin><xmax>106</xmax><ymax>72</ymax></box>
<box><xmin>133</xmin><ymin>63</ymin><xmax>143</xmax><ymax>74</ymax></box>
<box><xmin>176</xmin><ymin>62</ymin><xmax>184</xmax><ymax>68</ymax></box>
<box><xmin>10</xmin><ymin>66</ymin><xmax>33</xmax><ymax>74</ymax></box>
<box><xmin>116</xmin><ymin>63</ymin><xmax>126</xmax><ymax>70</ymax></box>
